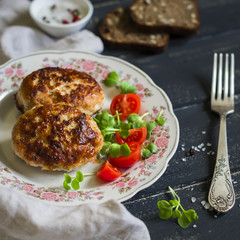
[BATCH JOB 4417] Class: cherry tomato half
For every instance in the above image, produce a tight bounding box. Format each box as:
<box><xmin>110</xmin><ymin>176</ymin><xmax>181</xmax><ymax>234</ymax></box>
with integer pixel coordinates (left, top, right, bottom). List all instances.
<box><xmin>116</xmin><ymin>126</ymin><xmax>147</xmax><ymax>145</ymax></box>
<box><xmin>110</xmin><ymin>93</ymin><xmax>141</xmax><ymax>120</ymax></box>
<box><xmin>109</xmin><ymin>142</ymin><xmax>141</xmax><ymax>168</ymax></box>
<box><xmin>97</xmin><ymin>160</ymin><xmax>122</xmax><ymax>181</ymax></box>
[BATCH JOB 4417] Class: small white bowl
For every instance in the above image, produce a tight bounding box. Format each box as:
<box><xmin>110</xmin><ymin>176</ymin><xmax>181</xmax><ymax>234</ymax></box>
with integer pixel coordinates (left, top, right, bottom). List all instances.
<box><xmin>29</xmin><ymin>0</ymin><xmax>93</xmax><ymax>38</ymax></box>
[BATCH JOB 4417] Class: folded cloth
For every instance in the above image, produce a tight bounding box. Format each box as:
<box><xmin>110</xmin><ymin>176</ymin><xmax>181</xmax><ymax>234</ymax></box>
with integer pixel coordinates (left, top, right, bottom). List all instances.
<box><xmin>0</xmin><ymin>0</ymin><xmax>31</xmax><ymax>34</ymax></box>
<box><xmin>1</xmin><ymin>26</ymin><xmax>104</xmax><ymax>58</ymax></box>
<box><xmin>0</xmin><ymin>186</ymin><xmax>150</xmax><ymax>240</ymax></box>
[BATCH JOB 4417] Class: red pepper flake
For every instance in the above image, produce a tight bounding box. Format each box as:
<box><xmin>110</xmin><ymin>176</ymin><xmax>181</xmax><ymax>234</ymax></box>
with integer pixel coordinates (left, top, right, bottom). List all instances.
<box><xmin>62</xmin><ymin>19</ymin><xmax>69</xmax><ymax>24</ymax></box>
<box><xmin>73</xmin><ymin>16</ymin><xmax>81</xmax><ymax>22</ymax></box>
<box><xmin>186</xmin><ymin>147</ymin><xmax>195</xmax><ymax>156</ymax></box>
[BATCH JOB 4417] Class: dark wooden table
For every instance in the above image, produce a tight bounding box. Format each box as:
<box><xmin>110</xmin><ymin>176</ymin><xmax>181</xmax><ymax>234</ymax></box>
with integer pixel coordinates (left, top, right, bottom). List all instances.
<box><xmin>88</xmin><ymin>0</ymin><xmax>240</xmax><ymax>239</ymax></box>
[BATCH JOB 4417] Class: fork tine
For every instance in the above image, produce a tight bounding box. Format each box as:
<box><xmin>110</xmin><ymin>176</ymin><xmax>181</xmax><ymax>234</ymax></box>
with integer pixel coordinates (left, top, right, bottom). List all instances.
<box><xmin>217</xmin><ymin>53</ymin><xmax>223</xmax><ymax>100</ymax></box>
<box><xmin>211</xmin><ymin>53</ymin><xmax>217</xmax><ymax>102</ymax></box>
<box><xmin>230</xmin><ymin>53</ymin><xmax>235</xmax><ymax>101</ymax></box>
<box><xmin>224</xmin><ymin>53</ymin><xmax>229</xmax><ymax>98</ymax></box>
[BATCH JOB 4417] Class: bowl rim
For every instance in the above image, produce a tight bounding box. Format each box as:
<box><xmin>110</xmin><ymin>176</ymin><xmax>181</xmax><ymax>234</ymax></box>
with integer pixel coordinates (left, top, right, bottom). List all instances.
<box><xmin>29</xmin><ymin>0</ymin><xmax>94</xmax><ymax>29</ymax></box>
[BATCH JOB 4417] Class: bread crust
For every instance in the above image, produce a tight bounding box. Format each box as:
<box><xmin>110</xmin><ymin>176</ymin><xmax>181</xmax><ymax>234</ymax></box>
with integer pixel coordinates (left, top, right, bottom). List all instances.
<box><xmin>99</xmin><ymin>7</ymin><xmax>169</xmax><ymax>53</ymax></box>
<box><xmin>11</xmin><ymin>103</ymin><xmax>103</xmax><ymax>171</ymax></box>
<box><xmin>130</xmin><ymin>0</ymin><xmax>200</xmax><ymax>36</ymax></box>
<box><xmin>16</xmin><ymin>67</ymin><xmax>104</xmax><ymax>115</ymax></box>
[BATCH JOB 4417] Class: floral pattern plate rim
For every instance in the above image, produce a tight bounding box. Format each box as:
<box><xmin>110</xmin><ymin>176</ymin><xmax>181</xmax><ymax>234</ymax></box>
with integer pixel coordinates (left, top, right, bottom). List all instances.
<box><xmin>0</xmin><ymin>50</ymin><xmax>179</xmax><ymax>206</ymax></box>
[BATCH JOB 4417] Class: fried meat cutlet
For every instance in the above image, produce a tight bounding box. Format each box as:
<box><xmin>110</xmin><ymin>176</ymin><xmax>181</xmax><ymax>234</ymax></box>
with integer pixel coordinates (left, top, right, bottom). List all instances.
<box><xmin>16</xmin><ymin>67</ymin><xmax>104</xmax><ymax>115</ymax></box>
<box><xmin>11</xmin><ymin>103</ymin><xmax>103</xmax><ymax>171</ymax></box>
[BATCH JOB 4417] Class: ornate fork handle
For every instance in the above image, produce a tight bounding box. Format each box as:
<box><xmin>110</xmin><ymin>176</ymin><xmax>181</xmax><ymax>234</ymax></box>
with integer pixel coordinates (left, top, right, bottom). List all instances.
<box><xmin>208</xmin><ymin>113</ymin><xmax>235</xmax><ymax>212</ymax></box>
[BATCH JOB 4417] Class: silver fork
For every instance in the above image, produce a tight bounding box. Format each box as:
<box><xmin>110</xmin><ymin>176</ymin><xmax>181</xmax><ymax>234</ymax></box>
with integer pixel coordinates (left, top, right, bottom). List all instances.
<box><xmin>208</xmin><ymin>53</ymin><xmax>235</xmax><ymax>212</ymax></box>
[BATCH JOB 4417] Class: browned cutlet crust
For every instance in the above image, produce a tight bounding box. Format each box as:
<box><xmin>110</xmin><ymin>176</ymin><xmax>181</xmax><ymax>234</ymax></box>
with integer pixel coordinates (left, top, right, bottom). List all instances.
<box><xmin>16</xmin><ymin>67</ymin><xmax>104</xmax><ymax>115</ymax></box>
<box><xmin>11</xmin><ymin>103</ymin><xmax>103</xmax><ymax>171</ymax></box>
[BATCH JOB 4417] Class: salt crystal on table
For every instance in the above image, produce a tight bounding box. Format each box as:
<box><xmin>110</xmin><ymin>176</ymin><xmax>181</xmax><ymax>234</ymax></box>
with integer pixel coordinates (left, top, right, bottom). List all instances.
<box><xmin>204</xmin><ymin>202</ymin><xmax>210</xmax><ymax>210</ymax></box>
<box><xmin>191</xmin><ymin>197</ymin><xmax>196</xmax><ymax>203</ymax></box>
<box><xmin>194</xmin><ymin>147</ymin><xmax>200</xmax><ymax>152</ymax></box>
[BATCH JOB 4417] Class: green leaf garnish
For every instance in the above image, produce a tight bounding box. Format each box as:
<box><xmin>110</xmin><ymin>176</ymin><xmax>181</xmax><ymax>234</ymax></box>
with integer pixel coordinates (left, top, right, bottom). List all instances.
<box><xmin>120</xmin><ymin>143</ymin><xmax>131</xmax><ymax>157</ymax></box>
<box><xmin>71</xmin><ymin>179</ymin><xmax>80</xmax><ymax>190</ymax></box>
<box><xmin>103</xmin><ymin>72</ymin><xmax>120</xmax><ymax>87</ymax></box>
<box><xmin>63</xmin><ymin>180</ymin><xmax>71</xmax><ymax>190</ymax></box>
<box><xmin>155</xmin><ymin>110</ymin><xmax>165</xmax><ymax>126</ymax></box>
<box><xmin>119</xmin><ymin>122</ymin><xmax>130</xmax><ymax>138</ymax></box>
<box><xmin>145</xmin><ymin>110</ymin><xmax>165</xmax><ymax>139</ymax></box>
<box><xmin>146</xmin><ymin>121</ymin><xmax>156</xmax><ymax>139</ymax></box>
<box><xmin>172</xmin><ymin>209</ymin><xmax>182</xmax><ymax>218</ymax></box>
<box><xmin>100</xmin><ymin>141</ymin><xmax>112</xmax><ymax>155</ymax></box>
<box><xmin>147</xmin><ymin>143</ymin><xmax>158</xmax><ymax>154</ymax></box>
<box><xmin>75</xmin><ymin>171</ymin><xmax>84</xmax><ymax>182</ymax></box>
<box><xmin>127</xmin><ymin>113</ymin><xmax>142</xmax><ymax>123</ymax></box>
<box><xmin>94</xmin><ymin>111</ymin><xmax>129</xmax><ymax>140</ymax></box>
<box><xmin>109</xmin><ymin>143</ymin><xmax>121</xmax><ymax>158</ymax></box>
<box><xmin>127</xmin><ymin>112</ymin><xmax>150</xmax><ymax>129</ymax></box>
<box><xmin>63</xmin><ymin>171</ymin><xmax>95</xmax><ymax>191</ymax></box>
<box><xmin>64</xmin><ymin>173</ymin><xmax>72</xmax><ymax>183</ymax></box>
<box><xmin>141</xmin><ymin>148</ymin><xmax>152</xmax><ymax>159</ymax></box>
<box><xmin>142</xmin><ymin>142</ymin><xmax>158</xmax><ymax>159</ymax></box>
<box><xmin>109</xmin><ymin>142</ymin><xmax>131</xmax><ymax>158</ymax></box>
<box><xmin>103</xmin><ymin>72</ymin><xmax>137</xmax><ymax>94</ymax></box>
<box><xmin>158</xmin><ymin>200</ymin><xmax>173</xmax><ymax>220</ymax></box>
<box><xmin>120</xmin><ymin>81</ymin><xmax>138</xmax><ymax>94</ymax></box>
<box><xmin>157</xmin><ymin>186</ymin><xmax>198</xmax><ymax>228</ymax></box>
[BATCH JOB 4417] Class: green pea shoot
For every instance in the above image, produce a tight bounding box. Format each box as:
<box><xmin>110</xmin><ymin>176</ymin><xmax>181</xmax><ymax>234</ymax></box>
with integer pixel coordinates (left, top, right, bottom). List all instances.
<box><xmin>103</xmin><ymin>71</ymin><xmax>138</xmax><ymax>94</ymax></box>
<box><xmin>103</xmin><ymin>72</ymin><xmax>119</xmax><ymax>87</ymax></box>
<box><xmin>157</xmin><ymin>186</ymin><xmax>199</xmax><ymax>228</ymax></box>
<box><xmin>63</xmin><ymin>171</ymin><xmax>95</xmax><ymax>190</ymax></box>
<box><xmin>146</xmin><ymin>110</ymin><xmax>165</xmax><ymax>139</ymax></box>
<box><xmin>120</xmin><ymin>80</ymin><xmax>138</xmax><ymax>94</ymax></box>
<box><xmin>141</xmin><ymin>142</ymin><xmax>158</xmax><ymax>159</ymax></box>
<box><xmin>94</xmin><ymin>110</ymin><xmax>130</xmax><ymax>140</ymax></box>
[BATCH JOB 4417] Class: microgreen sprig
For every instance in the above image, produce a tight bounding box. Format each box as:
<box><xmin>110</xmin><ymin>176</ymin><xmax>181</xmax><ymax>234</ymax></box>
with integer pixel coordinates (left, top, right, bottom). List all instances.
<box><xmin>157</xmin><ymin>186</ymin><xmax>199</xmax><ymax>228</ymax></box>
<box><xmin>103</xmin><ymin>72</ymin><xmax>119</xmax><ymax>87</ymax></box>
<box><xmin>141</xmin><ymin>142</ymin><xmax>158</xmax><ymax>159</ymax></box>
<box><xmin>63</xmin><ymin>171</ymin><xmax>95</xmax><ymax>190</ymax></box>
<box><xmin>120</xmin><ymin>80</ymin><xmax>138</xmax><ymax>94</ymax></box>
<box><xmin>100</xmin><ymin>142</ymin><xmax>131</xmax><ymax>158</ymax></box>
<box><xmin>94</xmin><ymin>111</ymin><xmax>130</xmax><ymax>140</ymax></box>
<box><xmin>146</xmin><ymin>110</ymin><xmax>165</xmax><ymax>139</ymax></box>
<box><xmin>103</xmin><ymin>72</ymin><xmax>138</xmax><ymax>94</ymax></box>
<box><xmin>127</xmin><ymin>112</ymin><xmax>150</xmax><ymax>129</ymax></box>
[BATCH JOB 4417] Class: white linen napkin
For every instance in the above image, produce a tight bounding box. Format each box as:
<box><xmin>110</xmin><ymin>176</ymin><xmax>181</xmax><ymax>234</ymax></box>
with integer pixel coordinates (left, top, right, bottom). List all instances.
<box><xmin>0</xmin><ymin>186</ymin><xmax>150</xmax><ymax>240</ymax></box>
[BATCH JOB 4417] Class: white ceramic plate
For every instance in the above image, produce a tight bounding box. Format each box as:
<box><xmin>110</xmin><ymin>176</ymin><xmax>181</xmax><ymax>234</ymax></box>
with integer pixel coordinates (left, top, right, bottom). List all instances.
<box><xmin>0</xmin><ymin>51</ymin><xmax>179</xmax><ymax>205</ymax></box>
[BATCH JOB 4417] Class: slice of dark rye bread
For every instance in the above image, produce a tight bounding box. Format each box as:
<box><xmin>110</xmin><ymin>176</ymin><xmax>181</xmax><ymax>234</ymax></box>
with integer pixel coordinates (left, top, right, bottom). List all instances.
<box><xmin>130</xmin><ymin>0</ymin><xmax>200</xmax><ymax>36</ymax></box>
<box><xmin>99</xmin><ymin>7</ymin><xmax>169</xmax><ymax>53</ymax></box>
